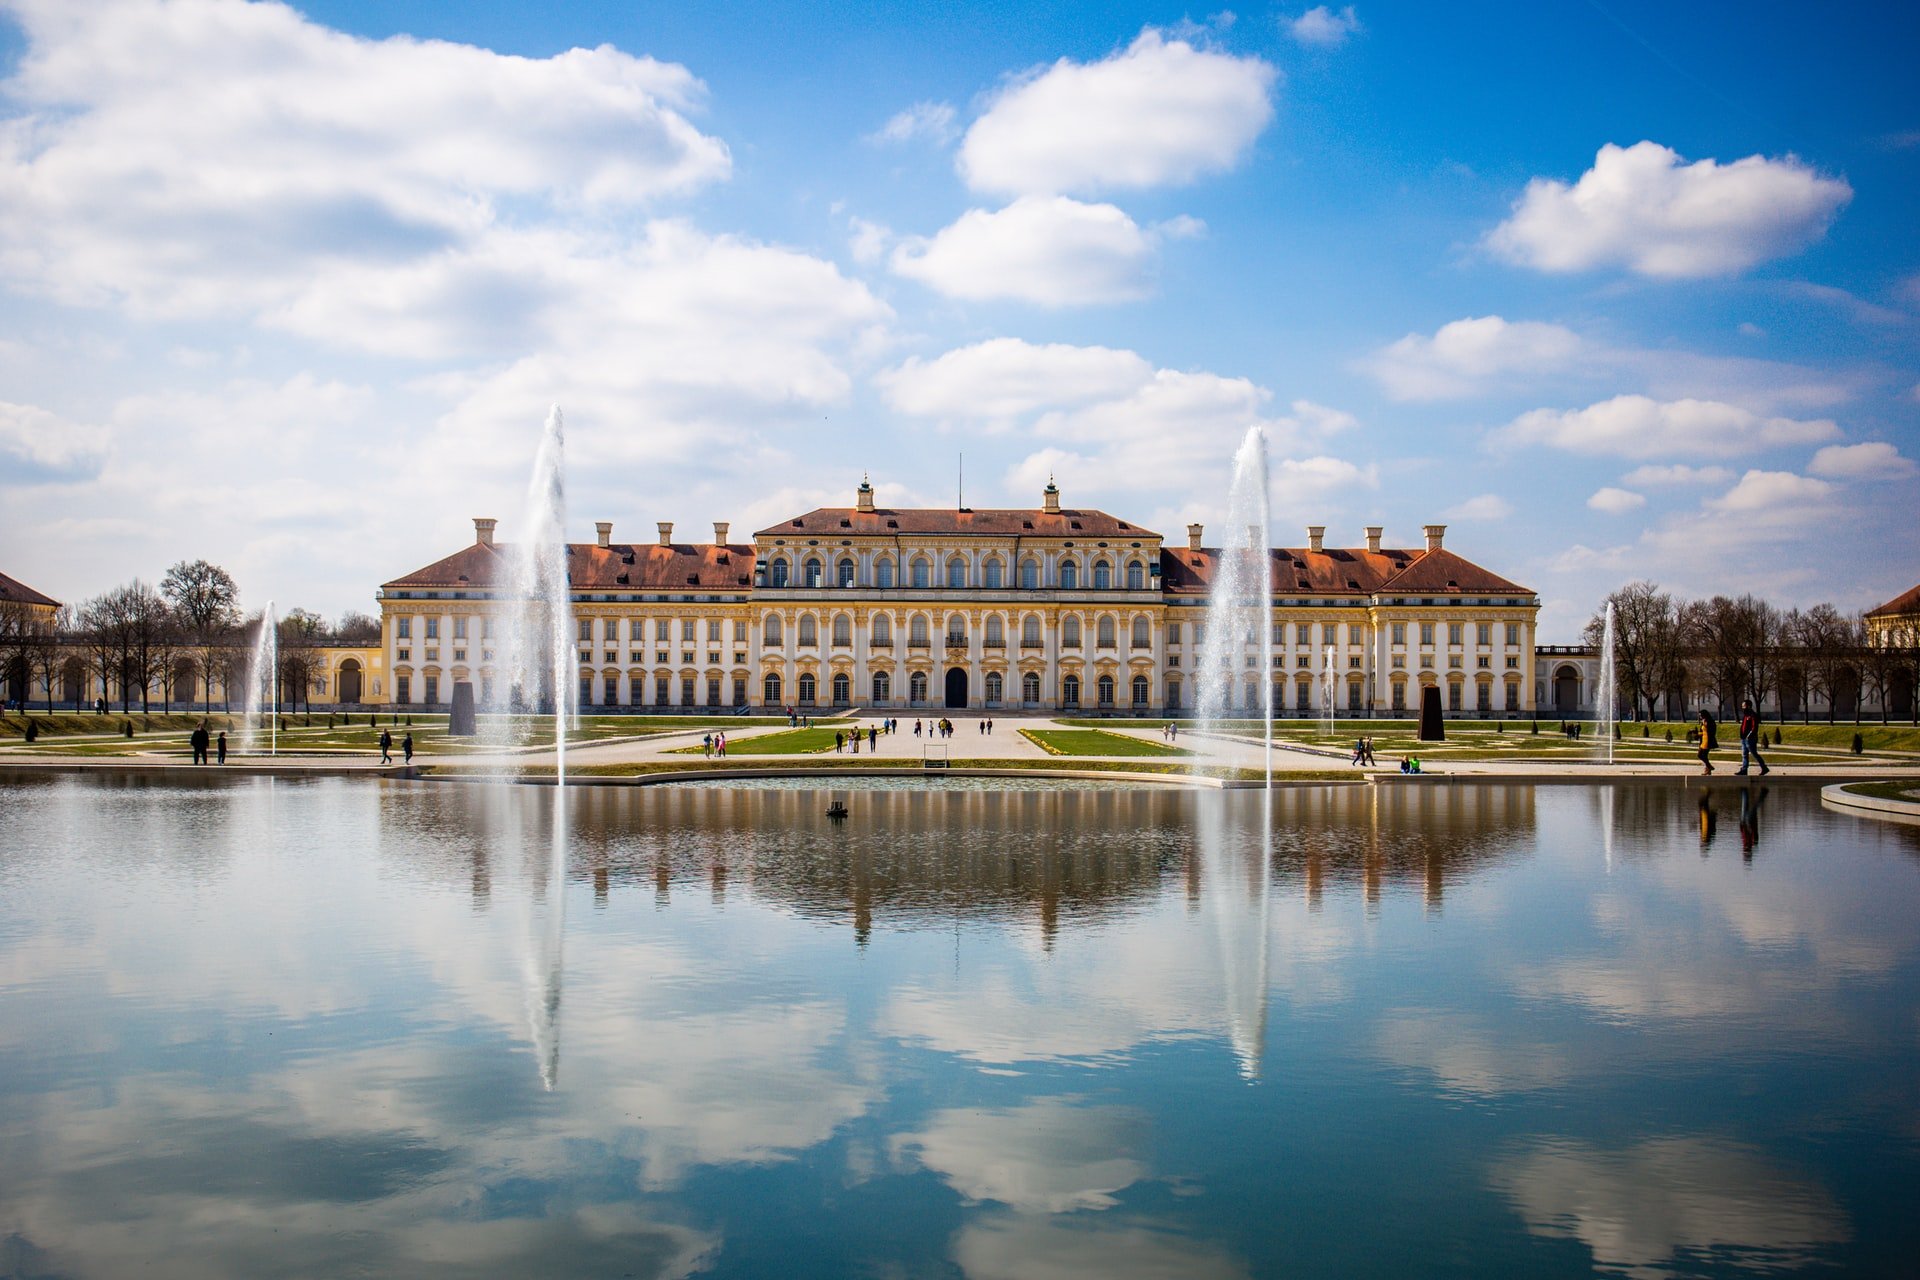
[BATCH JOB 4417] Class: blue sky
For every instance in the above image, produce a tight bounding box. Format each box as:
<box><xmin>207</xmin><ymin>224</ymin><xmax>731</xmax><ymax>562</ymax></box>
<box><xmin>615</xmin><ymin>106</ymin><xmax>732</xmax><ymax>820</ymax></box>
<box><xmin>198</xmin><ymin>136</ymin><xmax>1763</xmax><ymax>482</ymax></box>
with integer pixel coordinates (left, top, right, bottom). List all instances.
<box><xmin>1</xmin><ymin>0</ymin><xmax>1915</xmax><ymax>634</ymax></box>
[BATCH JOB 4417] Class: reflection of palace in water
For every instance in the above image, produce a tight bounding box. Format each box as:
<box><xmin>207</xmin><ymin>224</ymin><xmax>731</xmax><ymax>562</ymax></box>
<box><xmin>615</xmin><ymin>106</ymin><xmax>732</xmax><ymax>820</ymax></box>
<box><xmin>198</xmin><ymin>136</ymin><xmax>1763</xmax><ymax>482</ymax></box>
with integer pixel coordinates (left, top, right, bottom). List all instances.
<box><xmin>392</xmin><ymin>781</ymin><xmax>1540</xmax><ymax>940</ymax></box>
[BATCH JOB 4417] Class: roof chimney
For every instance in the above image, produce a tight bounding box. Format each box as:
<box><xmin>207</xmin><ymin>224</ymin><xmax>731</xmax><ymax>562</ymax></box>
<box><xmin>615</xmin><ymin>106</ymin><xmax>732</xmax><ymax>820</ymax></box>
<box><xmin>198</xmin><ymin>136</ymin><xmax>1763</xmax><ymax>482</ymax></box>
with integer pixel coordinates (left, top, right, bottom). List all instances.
<box><xmin>1307</xmin><ymin>525</ymin><xmax>1325</xmax><ymax>554</ymax></box>
<box><xmin>1187</xmin><ymin>523</ymin><xmax>1203</xmax><ymax>552</ymax></box>
<box><xmin>657</xmin><ymin>521</ymin><xmax>674</xmax><ymax>547</ymax></box>
<box><xmin>856</xmin><ymin>475</ymin><xmax>875</xmax><ymax>513</ymax></box>
<box><xmin>595</xmin><ymin>521</ymin><xmax>612</xmax><ymax>549</ymax></box>
<box><xmin>1365</xmin><ymin>525</ymin><xmax>1382</xmax><ymax>554</ymax></box>
<box><xmin>713</xmin><ymin>521</ymin><xmax>729</xmax><ymax>545</ymax></box>
<box><xmin>473</xmin><ymin>518</ymin><xmax>496</xmax><ymax>547</ymax></box>
<box><xmin>1423</xmin><ymin>524</ymin><xmax>1446</xmax><ymax>552</ymax></box>
<box><xmin>1043</xmin><ymin>477</ymin><xmax>1060</xmax><ymax>514</ymax></box>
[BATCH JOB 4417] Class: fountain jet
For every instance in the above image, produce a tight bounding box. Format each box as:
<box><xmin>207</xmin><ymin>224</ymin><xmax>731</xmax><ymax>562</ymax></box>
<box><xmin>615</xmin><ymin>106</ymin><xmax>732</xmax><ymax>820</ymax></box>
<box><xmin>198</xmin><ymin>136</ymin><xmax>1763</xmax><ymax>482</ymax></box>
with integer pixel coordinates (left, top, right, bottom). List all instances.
<box><xmin>242</xmin><ymin>601</ymin><xmax>277</xmax><ymax>756</ymax></box>
<box><xmin>1195</xmin><ymin>427</ymin><xmax>1274</xmax><ymax>786</ymax></box>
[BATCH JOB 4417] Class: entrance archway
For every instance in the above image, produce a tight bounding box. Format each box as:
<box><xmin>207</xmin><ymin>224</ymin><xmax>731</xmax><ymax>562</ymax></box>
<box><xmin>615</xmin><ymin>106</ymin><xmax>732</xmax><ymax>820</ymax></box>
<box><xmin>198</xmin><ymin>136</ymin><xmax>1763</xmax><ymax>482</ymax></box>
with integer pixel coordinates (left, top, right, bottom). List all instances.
<box><xmin>944</xmin><ymin>667</ymin><xmax>969</xmax><ymax>709</ymax></box>
<box><xmin>1553</xmin><ymin>665</ymin><xmax>1580</xmax><ymax>713</ymax></box>
<box><xmin>338</xmin><ymin>658</ymin><xmax>363</xmax><ymax>705</ymax></box>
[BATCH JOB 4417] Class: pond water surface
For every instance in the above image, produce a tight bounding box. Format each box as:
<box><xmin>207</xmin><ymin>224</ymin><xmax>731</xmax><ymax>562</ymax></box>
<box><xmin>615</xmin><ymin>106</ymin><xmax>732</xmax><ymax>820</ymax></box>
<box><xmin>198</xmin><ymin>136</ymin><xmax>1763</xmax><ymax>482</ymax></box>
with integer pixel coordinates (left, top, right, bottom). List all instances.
<box><xmin>1</xmin><ymin>773</ymin><xmax>1917</xmax><ymax>1278</ymax></box>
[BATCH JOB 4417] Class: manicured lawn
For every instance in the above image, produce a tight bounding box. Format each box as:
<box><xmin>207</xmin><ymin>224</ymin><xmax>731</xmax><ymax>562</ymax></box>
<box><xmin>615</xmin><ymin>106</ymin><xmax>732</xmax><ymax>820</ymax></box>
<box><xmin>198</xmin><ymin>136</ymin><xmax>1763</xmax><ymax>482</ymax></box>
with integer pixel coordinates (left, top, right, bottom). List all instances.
<box><xmin>1021</xmin><ymin>729</ymin><xmax>1192</xmax><ymax>757</ymax></box>
<box><xmin>670</xmin><ymin>726</ymin><xmax>897</xmax><ymax>756</ymax></box>
<box><xmin>430</xmin><ymin>758</ymin><xmax>1341</xmax><ymax>782</ymax></box>
<box><xmin>1841</xmin><ymin>780</ymin><xmax>1920</xmax><ymax>803</ymax></box>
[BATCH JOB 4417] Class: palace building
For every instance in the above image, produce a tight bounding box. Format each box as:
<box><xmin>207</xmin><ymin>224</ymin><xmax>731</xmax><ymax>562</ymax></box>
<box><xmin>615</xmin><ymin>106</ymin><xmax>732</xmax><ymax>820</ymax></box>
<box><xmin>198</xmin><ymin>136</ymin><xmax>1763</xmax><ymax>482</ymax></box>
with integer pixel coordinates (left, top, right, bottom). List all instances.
<box><xmin>363</xmin><ymin>479</ymin><xmax>1543</xmax><ymax>717</ymax></box>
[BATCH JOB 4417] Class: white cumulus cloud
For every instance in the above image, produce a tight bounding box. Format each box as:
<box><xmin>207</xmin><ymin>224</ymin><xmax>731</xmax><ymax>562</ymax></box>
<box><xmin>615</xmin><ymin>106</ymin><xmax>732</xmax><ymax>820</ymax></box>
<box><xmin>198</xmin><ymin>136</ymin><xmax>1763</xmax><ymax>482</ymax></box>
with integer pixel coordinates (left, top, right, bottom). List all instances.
<box><xmin>1287</xmin><ymin>6</ymin><xmax>1363</xmax><ymax>46</ymax></box>
<box><xmin>958</xmin><ymin>29</ymin><xmax>1276</xmax><ymax>196</ymax></box>
<box><xmin>1807</xmin><ymin>441</ymin><xmax>1916</xmax><ymax>480</ymax></box>
<box><xmin>868</xmin><ymin>100</ymin><xmax>957</xmax><ymax>146</ymax></box>
<box><xmin>1363</xmin><ymin>316</ymin><xmax>1584</xmax><ymax>401</ymax></box>
<box><xmin>1621</xmin><ymin>463</ymin><xmax>1734</xmax><ymax>486</ymax></box>
<box><xmin>1487</xmin><ymin>141</ymin><xmax>1851</xmax><ymax>278</ymax></box>
<box><xmin>1706</xmin><ymin>470</ymin><xmax>1833</xmax><ymax>513</ymax></box>
<box><xmin>877</xmin><ymin>338</ymin><xmax>1153</xmax><ymax>423</ymax></box>
<box><xmin>889</xmin><ymin>196</ymin><xmax>1161</xmax><ymax>305</ymax></box>
<box><xmin>1494</xmin><ymin>395</ymin><xmax>1839</xmax><ymax>459</ymax></box>
<box><xmin>1445</xmin><ymin>494</ymin><xmax>1513</xmax><ymax>521</ymax></box>
<box><xmin>0</xmin><ymin>400</ymin><xmax>110</xmax><ymax>483</ymax></box>
<box><xmin>1587</xmin><ymin>487</ymin><xmax>1646</xmax><ymax>514</ymax></box>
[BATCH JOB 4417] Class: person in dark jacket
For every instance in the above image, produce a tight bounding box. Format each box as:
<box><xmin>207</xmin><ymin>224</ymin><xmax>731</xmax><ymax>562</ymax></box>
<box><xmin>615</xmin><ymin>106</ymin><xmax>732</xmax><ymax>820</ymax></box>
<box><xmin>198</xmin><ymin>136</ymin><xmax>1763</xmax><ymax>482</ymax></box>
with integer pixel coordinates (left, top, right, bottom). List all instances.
<box><xmin>190</xmin><ymin>723</ymin><xmax>209</xmax><ymax>765</ymax></box>
<box><xmin>1696</xmin><ymin>710</ymin><xmax>1718</xmax><ymax>775</ymax></box>
<box><xmin>379</xmin><ymin>729</ymin><xmax>392</xmax><ymax>764</ymax></box>
<box><xmin>402</xmin><ymin>732</ymin><xmax>414</xmax><ymax>764</ymax></box>
<box><xmin>216</xmin><ymin>731</ymin><xmax>227</xmax><ymax>765</ymax></box>
<box><xmin>1736</xmin><ymin>700</ymin><xmax>1770</xmax><ymax>776</ymax></box>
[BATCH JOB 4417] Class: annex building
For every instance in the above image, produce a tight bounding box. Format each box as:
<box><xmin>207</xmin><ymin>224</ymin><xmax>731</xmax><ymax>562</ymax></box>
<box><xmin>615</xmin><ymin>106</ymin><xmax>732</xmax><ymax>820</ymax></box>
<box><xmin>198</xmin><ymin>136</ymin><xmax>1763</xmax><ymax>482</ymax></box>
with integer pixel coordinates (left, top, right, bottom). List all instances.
<box><xmin>359</xmin><ymin>479</ymin><xmax>1543</xmax><ymax>718</ymax></box>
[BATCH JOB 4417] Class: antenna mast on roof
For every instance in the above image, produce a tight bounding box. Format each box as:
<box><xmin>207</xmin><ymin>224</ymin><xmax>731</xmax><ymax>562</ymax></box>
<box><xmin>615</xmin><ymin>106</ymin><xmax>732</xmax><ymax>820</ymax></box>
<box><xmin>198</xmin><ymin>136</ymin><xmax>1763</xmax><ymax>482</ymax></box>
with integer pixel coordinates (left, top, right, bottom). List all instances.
<box><xmin>958</xmin><ymin>452</ymin><xmax>964</xmax><ymax>510</ymax></box>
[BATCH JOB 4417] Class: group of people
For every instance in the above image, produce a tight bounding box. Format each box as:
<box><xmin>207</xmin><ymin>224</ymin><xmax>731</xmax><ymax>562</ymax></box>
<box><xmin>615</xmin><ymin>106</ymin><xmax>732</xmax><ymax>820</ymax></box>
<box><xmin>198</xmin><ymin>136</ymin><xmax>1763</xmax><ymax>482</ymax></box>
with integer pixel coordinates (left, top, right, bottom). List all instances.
<box><xmin>1694</xmin><ymin>701</ymin><xmax>1770</xmax><ymax>776</ymax></box>
<box><xmin>701</xmin><ymin>732</ymin><xmax>728</xmax><ymax>758</ymax></box>
<box><xmin>1348</xmin><ymin>737</ymin><xmax>1378</xmax><ymax>766</ymax></box>
<box><xmin>1159</xmin><ymin>723</ymin><xmax>1180</xmax><ymax>742</ymax></box>
<box><xmin>187</xmin><ymin>723</ymin><xmax>226</xmax><ymax>765</ymax></box>
<box><xmin>913</xmin><ymin>718</ymin><xmax>958</xmax><ymax>739</ymax></box>
<box><xmin>377</xmin><ymin>729</ymin><xmax>413</xmax><ymax>764</ymax></box>
<box><xmin>831</xmin><ymin>725</ymin><xmax>883</xmax><ymax>753</ymax></box>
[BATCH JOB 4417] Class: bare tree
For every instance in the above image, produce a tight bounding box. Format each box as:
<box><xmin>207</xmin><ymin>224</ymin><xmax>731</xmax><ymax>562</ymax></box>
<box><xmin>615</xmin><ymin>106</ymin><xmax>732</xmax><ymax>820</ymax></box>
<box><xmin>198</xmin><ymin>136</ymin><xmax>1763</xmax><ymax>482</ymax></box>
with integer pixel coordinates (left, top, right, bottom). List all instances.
<box><xmin>161</xmin><ymin>560</ymin><xmax>239</xmax><ymax>714</ymax></box>
<box><xmin>279</xmin><ymin>608</ymin><xmax>324</xmax><ymax>714</ymax></box>
<box><xmin>28</xmin><ymin>606</ymin><xmax>70</xmax><ymax>712</ymax></box>
<box><xmin>0</xmin><ymin>601</ymin><xmax>35</xmax><ymax>708</ymax></box>
<box><xmin>1584</xmin><ymin>581</ymin><xmax>1674</xmax><ymax>720</ymax></box>
<box><xmin>1857</xmin><ymin>611</ymin><xmax>1899</xmax><ymax>725</ymax></box>
<box><xmin>122</xmin><ymin>581</ymin><xmax>169</xmax><ymax>713</ymax></box>
<box><xmin>330</xmin><ymin>611</ymin><xmax>381</xmax><ymax>645</ymax></box>
<box><xmin>1793</xmin><ymin>604</ymin><xmax>1854</xmax><ymax>723</ymax></box>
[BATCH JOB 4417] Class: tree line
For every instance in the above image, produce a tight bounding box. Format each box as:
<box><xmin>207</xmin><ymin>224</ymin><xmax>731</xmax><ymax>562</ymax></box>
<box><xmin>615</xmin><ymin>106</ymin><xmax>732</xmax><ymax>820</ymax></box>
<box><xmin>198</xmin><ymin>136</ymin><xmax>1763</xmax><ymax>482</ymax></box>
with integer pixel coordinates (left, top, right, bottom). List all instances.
<box><xmin>1584</xmin><ymin>581</ymin><xmax>1918</xmax><ymax>724</ymax></box>
<box><xmin>0</xmin><ymin>560</ymin><xmax>378</xmax><ymax>715</ymax></box>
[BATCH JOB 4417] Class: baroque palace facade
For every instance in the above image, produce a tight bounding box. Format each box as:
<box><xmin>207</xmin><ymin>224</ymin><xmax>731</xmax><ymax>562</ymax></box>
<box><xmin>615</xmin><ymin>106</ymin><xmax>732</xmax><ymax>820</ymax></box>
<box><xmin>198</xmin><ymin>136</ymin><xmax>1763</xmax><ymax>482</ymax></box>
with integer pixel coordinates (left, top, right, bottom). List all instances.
<box><xmin>358</xmin><ymin>479</ymin><xmax>1543</xmax><ymax>717</ymax></box>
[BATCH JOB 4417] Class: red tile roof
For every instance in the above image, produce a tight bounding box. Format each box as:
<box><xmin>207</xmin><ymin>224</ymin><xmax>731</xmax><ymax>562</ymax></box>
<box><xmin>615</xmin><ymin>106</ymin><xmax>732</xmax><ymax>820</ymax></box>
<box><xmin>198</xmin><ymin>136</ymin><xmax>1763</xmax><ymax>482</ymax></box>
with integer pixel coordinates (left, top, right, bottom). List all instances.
<box><xmin>754</xmin><ymin>507</ymin><xmax>1155</xmax><ymax>540</ymax></box>
<box><xmin>0</xmin><ymin>570</ymin><xmax>59</xmax><ymax>609</ymax></box>
<box><xmin>1160</xmin><ymin>545</ymin><xmax>1530</xmax><ymax>597</ymax></box>
<box><xmin>383</xmin><ymin>542</ymin><xmax>757</xmax><ymax>593</ymax></box>
<box><xmin>1867</xmin><ymin>582</ymin><xmax>1920</xmax><ymax>618</ymax></box>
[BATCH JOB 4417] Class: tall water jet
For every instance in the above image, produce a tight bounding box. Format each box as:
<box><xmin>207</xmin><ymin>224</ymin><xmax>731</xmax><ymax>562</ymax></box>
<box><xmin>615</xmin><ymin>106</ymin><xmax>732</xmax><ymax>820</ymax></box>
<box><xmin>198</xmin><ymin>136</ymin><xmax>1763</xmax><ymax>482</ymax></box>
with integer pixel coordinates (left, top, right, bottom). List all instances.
<box><xmin>242</xmin><ymin>601</ymin><xmax>277</xmax><ymax>756</ymax></box>
<box><xmin>1322</xmin><ymin>643</ymin><xmax>1336</xmax><ymax>739</ymax></box>
<box><xmin>1598</xmin><ymin>599</ymin><xmax>1616</xmax><ymax>766</ymax></box>
<box><xmin>494</xmin><ymin>408</ymin><xmax>577</xmax><ymax>787</ymax></box>
<box><xmin>1195</xmin><ymin>427</ymin><xmax>1274</xmax><ymax>785</ymax></box>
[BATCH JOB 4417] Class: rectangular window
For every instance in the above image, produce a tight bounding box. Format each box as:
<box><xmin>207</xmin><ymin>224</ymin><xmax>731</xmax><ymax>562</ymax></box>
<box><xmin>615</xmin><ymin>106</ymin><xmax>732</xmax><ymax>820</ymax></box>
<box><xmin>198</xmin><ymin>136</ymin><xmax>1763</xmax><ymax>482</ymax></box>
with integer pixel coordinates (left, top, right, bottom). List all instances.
<box><xmin>396</xmin><ymin>675</ymin><xmax>411</xmax><ymax>703</ymax></box>
<box><xmin>681</xmin><ymin>651</ymin><xmax>694</xmax><ymax>665</ymax></box>
<box><xmin>1477</xmin><ymin>623</ymin><xmax>1491</xmax><ymax>646</ymax></box>
<box><xmin>1506</xmin><ymin>655</ymin><xmax>1519</xmax><ymax>669</ymax></box>
<box><xmin>1477</xmin><ymin>684</ymin><xmax>1491</xmax><ymax>712</ymax></box>
<box><xmin>1449</xmin><ymin>683</ymin><xmax>1462</xmax><ymax>711</ymax></box>
<box><xmin>681</xmin><ymin>676</ymin><xmax>695</xmax><ymax>705</ymax></box>
<box><xmin>707</xmin><ymin>677</ymin><xmax>721</xmax><ymax>706</ymax></box>
<box><xmin>424</xmin><ymin>675</ymin><xmax>439</xmax><ymax>703</ymax></box>
<box><xmin>1506</xmin><ymin>623</ymin><xmax>1521</xmax><ymax>646</ymax></box>
<box><xmin>481</xmin><ymin>617</ymin><xmax>494</xmax><ymax>640</ymax></box>
<box><xmin>453</xmin><ymin>649</ymin><xmax>466</xmax><ymax>662</ymax></box>
<box><xmin>605</xmin><ymin>651</ymin><xmax>617</xmax><ymax>664</ymax></box>
<box><xmin>579</xmin><ymin>676</ymin><xmax>592</xmax><ymax>707</ymax></box>
<box><xmin>734</xmin><ymin>620</ymin><xmax>748</xmax><ymax>642</ymax></box>
<box><xmin>1272</xmin><ymin>622</ymin><xmax>1285</xmax><ymax>645</ymax></box>
<box><xmin>1392</xmin><ymin>622</ymin><xmax>1405</xmax><ymax>645</ymax></box>
<box><xmin>453</xmin><ymin>617</ymin><xmax>468</xmax><ymax>640</ymax></box>
<box><xmin>1392</xmin><ymin>655</ymin><xmax>1405</xmax><ymax>669</ymax></box>
<box><xmin>1506</xmin><ymin>685</ymin><xmax>1520</xmax><ymax>711</ymax></box>
<box><xmin>576</xmin><ymin>619</ymin><xmax>590</xmax><ymax>642</ymax></box>
<box><xmin>682</xmin><ymin>620</ymin><xmax>696</xmax><ymax>642</ymax></box>
<box><xmin>1477</xmin><ymin>655</ymin><xmax>1491</xmax><ymax>669</ymax></box>
<box><xmin>396</xmin><ymin>649</ymin><xmax>410</xmax><ymax>662</ymax></box>
<box><xmin>425</xmin><ymin>618</ymin><xmax>440</xmax><ymax>640</ymax></box>
<box><xmin>708</xmin><ymin>619</ymin><xmax>722</xmax><ymax>642</ymax></box>
<box><xmin>1419</xmin><ymin>622</ymin><xmax>1434</xmax><ymax>646</ymax></box>
<box><xmin>605</xmin><ymin>675</ymin><xmax>618</xmax><ymax>705</ymax></box>
<box><xmin>733</xmin><ymin>677</ymin><xmax>747</xmax><ymax>707</ymax></box>
<box><xmin>1449</xmin><ymin>655</ymin><xmax>1463</xmax><ymax>669</ymax></box>
<box><xmin>1448</xmin><ymin>623</ymin><xmax>1463</xmax><ymax>646</ymax></box>
<box><xmin>1167</xmin><ymin>622</ymin><xmax>1181</xmax><ymax>644</ymax></box>
<box><xmin>1391</xmin><ymin>683</ymin><xmax>1404</xmax><ymax>711</ymax></box>
<box><xmin>655</xmin><ymin>675</ymin><xmax>669</xmax><ymax>705</ymax></box>
<box><xmin>396</xmin><ymin>616</ymin><xmax>411</xmax><ymax>640</ymax></box>
<box><xmin>1349</xmin><ymin>655</ymin><xmax>1361</xmax><ymax>669</ymax></box>
<box><xmin>656</xmin><ymin>619</ymin><xmax>670</xmax><ymax>641</ymax></box>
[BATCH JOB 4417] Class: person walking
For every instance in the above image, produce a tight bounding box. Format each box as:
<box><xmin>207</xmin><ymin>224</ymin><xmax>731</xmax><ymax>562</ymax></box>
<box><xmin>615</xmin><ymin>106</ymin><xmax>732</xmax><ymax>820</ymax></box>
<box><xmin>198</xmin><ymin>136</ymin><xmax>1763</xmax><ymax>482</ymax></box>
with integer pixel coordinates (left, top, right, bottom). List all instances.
<box><xmin>402</xmin><ymin>732</ymin><xmax>414</xmax><ymax>765</ymax></box>
<box><xmin>1736</xmin><ymin>700</ymin><xmax>1770</xmax><ymax>776</ymax></box>
<box><xmin>868</xmin><ymin>725</ymin><xmax>877</xmax><ymax>751</ymax></box>
<box><xmin>190</xmin><ymin>722</ymin><xmax>209</xmax><ymax>765</ymax></box>
<box><xmin>703</xmin><ymin>732</ymin><xmax>713</xmax><ymax>759</ymax></box>
<box><xmin>379</xmin><ymin>728</ymin><xmax>393</xmax><ymax>764</ymax></box>
<box><xmin>1696</xmin><ymin>709</ymin><xmax>1718</xmax><ymax>775</ymax></box>
<box><xmin>216</xmin><ymin>730</ymin><xmax>227</xmax><ymax>765</ymax></box>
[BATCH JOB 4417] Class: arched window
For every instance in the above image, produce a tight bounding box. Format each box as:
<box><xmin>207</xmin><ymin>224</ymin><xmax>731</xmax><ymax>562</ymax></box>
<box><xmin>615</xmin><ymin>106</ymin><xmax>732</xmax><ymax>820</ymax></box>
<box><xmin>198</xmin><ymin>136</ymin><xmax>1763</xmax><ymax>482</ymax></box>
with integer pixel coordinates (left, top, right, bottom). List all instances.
<box><xmin>872</xmin><ymin>671</ymin><xmax>891</xmax><ymax>702</ymax></box>
<box><xmin>1126</xmin><ymin>560</ymin><xmax>1145</xmax><ymax>589</ymax></box>
<box><xmin>1098</xmin><ymin>675</ymin><xmax>1116</xmax><ymax>706</ymax></box>
<box><xmin>985</xmin><ymin>672</ymin><xmax>1003</xmax><ymax>704</ymax></box>
<box><xmin>1063</xmin><ymin>674</ymin><xmax>1081</xmax><ymax>706</ymax></box>
<box><xmin>798</xmin><ymin>673</ymin><xmax>816</xmax><ymax>704</ymax></box>
<box><xmin>909</xmin><ymin>671</ymin><xmax>929</xmax><ymax>705</ymax></box>
<box><xmin>946</xmin><ymin>557</ymin><xmax>967</xmax><ymax>589</ymax></box>
<box><xmin>1022</xmin><ymin>671</ymin><xmax>1041</xmax><ymax>704</ymax></box>
<box><xmin>769</xmin><ymin>559</ymin><xmax>789</xmax><ymax>588</ymax></box>
<box><xmin>832</xmin><ymin>673</ymin><xmax>850</xmax><ymax>706</ymax></box>
<box><xmin>1243</xmin><ymin>678</ymin><xmax>1258</xmax><ymax>710</ymax></box>
<box><xmin>1130</xmin><ymin>617</ymin><xmax>1149</xmax><ymax>649</ymax></box>
<box><xmin>804</xmin><ymin>557</ymin><xmax>823</xmax><ymax>587</ymax></box>
<box><xmin>798</xmin><ymin>614</ymin><xmax>818</xmax><ymax>646</ymax></box>
<box><xmin>873</xmin><ymin>614</ymin><xmax>892</xmax><ymax>646</ymax></box>
<box><xmin>1097</xmin><ymin>616</ymin><xmax>1116</xmax><ymax>649</ymax></box>
<box><xmin>1093</xmin><ymin>560</ymin><xmax>1112</xmax><ymax>589</ymax></box>
<box><xmin>985</xmin><ymin>616</ymin><xmax>1004</xmax><ymax>647</ymax></box>
<box><xmin>984</xmin><ymin>558</ymin><xmax>1003</xmax><ymax>588</ymax></box>
<box><xmin>1296</xmin><ymin>681</ymin><xmax>1312</xmax><ymax>711</ymax></box>
<box><xmin>763</xmin><ymin>615</ymin><xmax>783</xmax><ymax>645</ymax></box>
<box><xmin>763</xmin><ymin>673</ymin><xmax>781</xmax><ymax>704</ymax></box>
<box><xmin>911</xmin><ymin>557</ymin><xmax>931</xmax><ymax>588</ymax></box>
<box><xmin>1062</xmin><ymin>616</ymin><xmax>1082</xmax><ymax>648</ymax></box>
<box><xmin>945</xmin><ymin>613</ymin><xmax>966</xmax><ymax>645</ymax></box>
<box><xmin>837</xmin><ymin>558</ymin><xmax>855</xmax><ymax>588</ymax></box>
<box><xmin>876</xmin><ymin>557</ymin><xmax>896</xmax><ymax>589</ymax></box>
<box><xmin>1273</xmin><ymin>680</ymin><xmax>1286</xmax><ymax>713</ymax></box>
<box><xmin>909</xmin><ymin>615</ymin><xmax>930</xmax><ymax>647</ymax></box>
<box><xmin>1132</xmin><ymin>675</ymin><xmax>1149</xmax><ymax>706</ymax></box>
<box><xmin>1021</xmin><ymin>616</ymin><xmax>1041</xmax><ymax>648</ymax></box>
<box><xmin>1020</xmin><ymin>557</ymin><xmax>1039</xmax><ymax>589</ymax></box>
<box><xmin>1060</xmin><ymin>559</ymin><xmax>1078</xmax><ymax>589</ymax></box>
<box><xmin>832</xmin><ymin>614</ymin><xmax>851</xmax><ymax>647</ymax></box>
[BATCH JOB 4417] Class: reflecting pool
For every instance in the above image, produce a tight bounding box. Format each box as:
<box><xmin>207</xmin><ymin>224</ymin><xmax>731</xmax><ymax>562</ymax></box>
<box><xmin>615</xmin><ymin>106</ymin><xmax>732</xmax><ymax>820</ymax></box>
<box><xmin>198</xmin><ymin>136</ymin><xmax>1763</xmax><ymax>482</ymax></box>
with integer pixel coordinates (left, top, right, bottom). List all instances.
<box><xmin>2</xmin><ymin>773</ymin><xmax>1917</xmax><ymax>1278</ymax></box>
